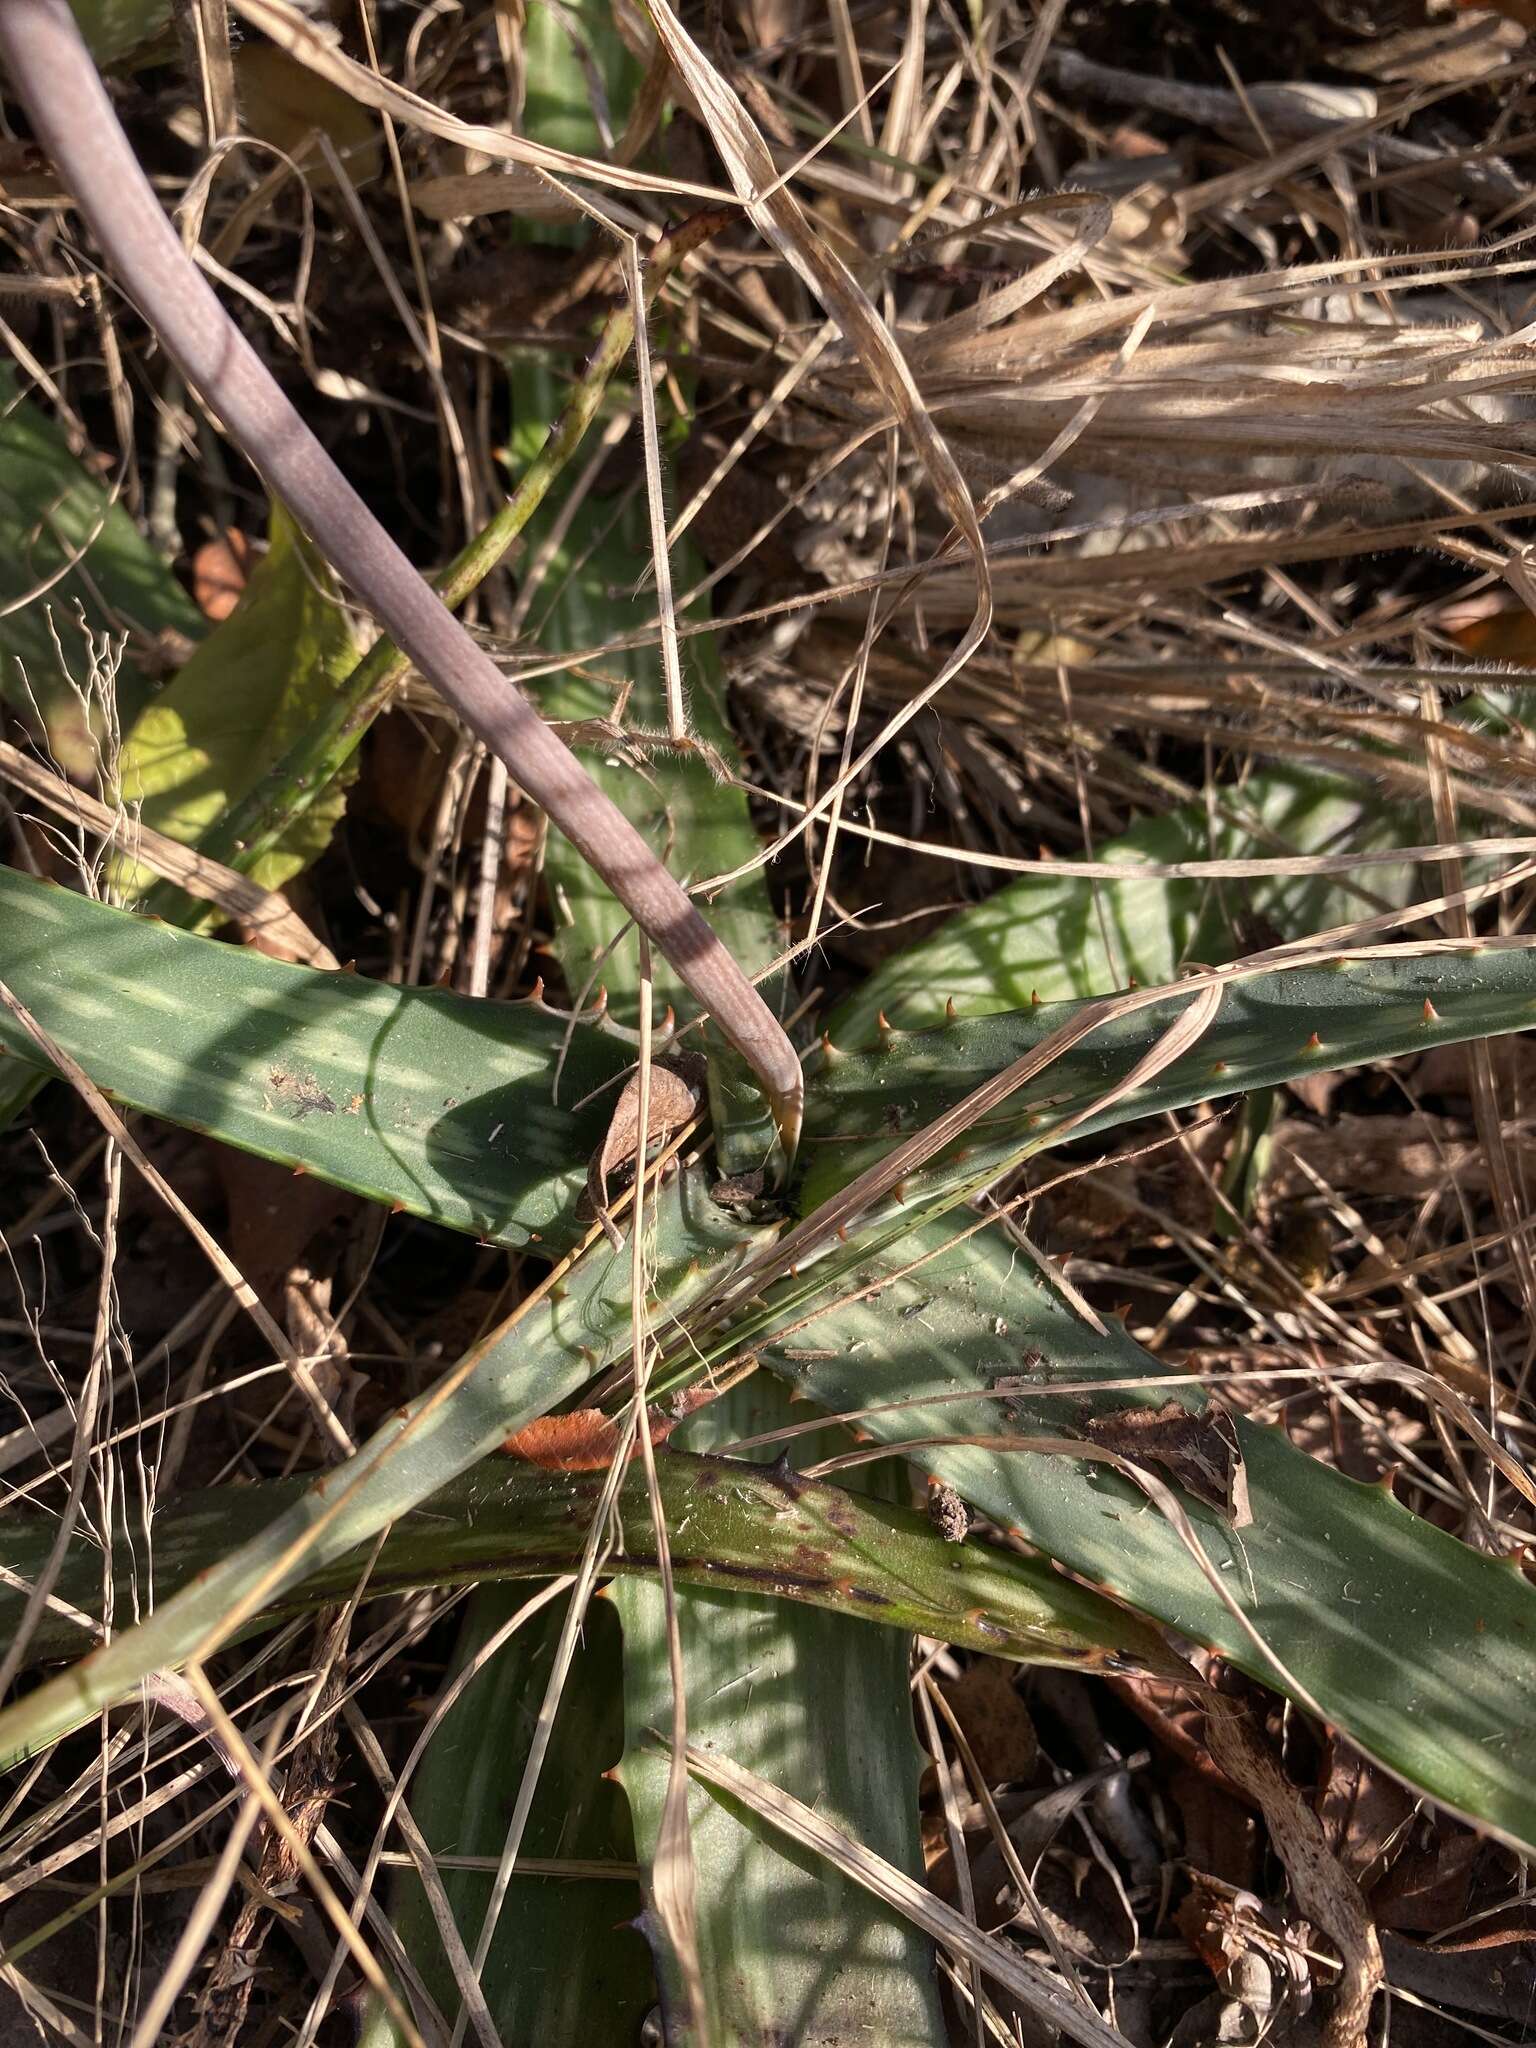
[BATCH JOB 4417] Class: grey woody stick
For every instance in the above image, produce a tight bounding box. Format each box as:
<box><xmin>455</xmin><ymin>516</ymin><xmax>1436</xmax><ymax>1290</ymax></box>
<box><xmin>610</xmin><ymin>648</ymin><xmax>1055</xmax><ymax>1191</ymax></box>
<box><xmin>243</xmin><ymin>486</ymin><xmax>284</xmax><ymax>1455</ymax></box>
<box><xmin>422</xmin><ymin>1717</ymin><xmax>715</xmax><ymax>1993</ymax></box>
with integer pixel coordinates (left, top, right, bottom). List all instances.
<box><xmin>0</xmin><ymin>0</ymin><xmax>802</xmax><ymax>1150</ymax></box>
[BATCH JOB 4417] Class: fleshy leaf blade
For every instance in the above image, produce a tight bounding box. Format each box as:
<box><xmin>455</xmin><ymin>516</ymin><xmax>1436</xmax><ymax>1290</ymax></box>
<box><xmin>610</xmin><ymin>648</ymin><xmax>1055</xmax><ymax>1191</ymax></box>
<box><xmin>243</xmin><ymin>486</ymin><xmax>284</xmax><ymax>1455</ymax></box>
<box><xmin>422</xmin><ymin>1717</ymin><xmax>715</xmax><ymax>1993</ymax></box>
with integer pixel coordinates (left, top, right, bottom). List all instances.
<box><xmin>831</xmin><ymin>763</ymin><xmax>1417</xmax><ymax>1043</ymax></box>
<box><xmin>0</xmin><ymin>864</ymin><xmax>631</xmax><ymax>1251</ymax></box>
<box><xmin>759</xmin><ymin>1218</ymin><xmax>1536</xmax><ymax>1855</ymax></box>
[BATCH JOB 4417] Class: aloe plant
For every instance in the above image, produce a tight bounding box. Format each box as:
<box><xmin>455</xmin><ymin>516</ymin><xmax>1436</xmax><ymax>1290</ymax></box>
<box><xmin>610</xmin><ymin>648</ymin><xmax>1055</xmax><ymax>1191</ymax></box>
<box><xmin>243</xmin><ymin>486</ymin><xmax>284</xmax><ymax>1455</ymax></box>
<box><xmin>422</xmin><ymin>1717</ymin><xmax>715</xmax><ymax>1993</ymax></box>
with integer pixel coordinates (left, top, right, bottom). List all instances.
<box><xmin>802</xmin><ymin>941</ymin><xmax>1536</xmax><ymax>1212</ymax></box>
<box><xmin>64</xmin><ymin>0</ymin><xmax>173</xmax><ymax>64</ymax></box>
<box><xmin>8</xmin><ymin>7</ymin><xmax>1536</xmax><ymax>2037</ymax></box>
<box><xmin>0</xmin><ymin>1168</ymin><xmax>771</xmax><ymax>1769</ymax></box>
<box><xmin>366</xmin><ymin>1589</ymin><xmax>655</xmax><ymax>2047</ymax></box>
<box><xmin>0</xmin><ymin>864</ymin><xmax>634</xmax><ymax>1252</ymax></box>
<box><xmin>0</xmin><ymin>0</ymin><xmax>803</xmax><ymax>1142</ymax></box>
<box><xmin>489</xmin><ymin>21</ymin><xmax>937</xmax><ymax>2006</ymax></box>
<box><xmin>613</xmin><ymin>1380</ymin><xmax>947</xmax><ymax>2048</ymax></box>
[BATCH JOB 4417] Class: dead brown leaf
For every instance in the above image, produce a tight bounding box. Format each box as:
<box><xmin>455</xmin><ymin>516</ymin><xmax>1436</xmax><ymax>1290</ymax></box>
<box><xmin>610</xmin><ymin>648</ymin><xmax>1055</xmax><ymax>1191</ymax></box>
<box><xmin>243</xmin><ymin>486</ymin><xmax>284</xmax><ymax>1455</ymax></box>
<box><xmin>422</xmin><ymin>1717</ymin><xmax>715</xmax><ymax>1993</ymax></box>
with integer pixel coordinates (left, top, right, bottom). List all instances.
<box><xmin>1086</xmin><ymin>1399</ymin><xmax>1251</xmax><ymax>1528</ymax></box>
<box><xmin>586</xmin><ymin>1055</ymin><xmax>706</xmax><ymax>1248</ymax></box>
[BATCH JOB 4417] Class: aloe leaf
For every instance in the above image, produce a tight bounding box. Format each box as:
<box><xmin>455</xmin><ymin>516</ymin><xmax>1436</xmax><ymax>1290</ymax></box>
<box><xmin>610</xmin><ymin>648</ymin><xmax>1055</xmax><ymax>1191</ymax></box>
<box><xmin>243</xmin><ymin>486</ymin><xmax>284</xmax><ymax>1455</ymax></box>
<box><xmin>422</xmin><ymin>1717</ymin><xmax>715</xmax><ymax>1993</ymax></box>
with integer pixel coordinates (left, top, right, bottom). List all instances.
<box><xmin>0</xmin><ymin>1168</ymin><xmax>769</xmax><ymax>1768</ymax></box>
<box><xmin>613</xmin><ymin>1378</ymin><xmax>946</xmax><ymax>2047</ymax></box>
<box><xmin>830</xmin><ymin>763</ymin><xmax>1417</xmax><ymax>1044</ymax></box>
<box><xmin>364</xmin><ymin>1588</ymin><xmax>655</xmax><ymax>2047</ymax></box>
<box><xmin>0</xmin><ymin>1433</ymin><xmax>1164</xmax><ymax>1673</ymax></box>
<box><xmin>0</xmin><ymin>864</ymin><xmax>637</xmax><ymax>1251</ymax></box>
<box><xmin>803</xmin><ymin>943</ymin><xmax>1536</xmax><ymax>1212</ymax></box>
<box><xmin>112</xmin><ymin>503</ymin><xmax>359</xmax><ymax>900</ymax></box>
<box><xmin>758</xmin><ymin>1218</ymin><xmax>1536</xmax><ymax>1855</ymax></box>
<box><xmin>0</xmin><ymin>367</ymin><xmax>205</xmax><ymax>772</ymax></box>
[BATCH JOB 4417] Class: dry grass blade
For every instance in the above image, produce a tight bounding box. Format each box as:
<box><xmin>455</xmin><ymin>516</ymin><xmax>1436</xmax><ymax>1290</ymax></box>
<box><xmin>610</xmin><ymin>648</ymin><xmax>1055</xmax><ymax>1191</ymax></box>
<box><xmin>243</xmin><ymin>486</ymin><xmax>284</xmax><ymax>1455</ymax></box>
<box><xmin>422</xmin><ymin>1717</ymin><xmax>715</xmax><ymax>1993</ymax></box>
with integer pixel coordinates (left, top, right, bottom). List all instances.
<box><xmin>626</xmin><ymin>946</ymin><xmax>709</xmax><ymax>2041</ymax></box>
<box><xmin>621</xmin><ymin>240</ymin><xmax>688</xmax><ymax>745</ymax></box>
<box><xmin>181</xmin><ymin>1663</ymin><xmax>425</xmax><ymax>2048</ymax></box>
<box><xmin>741</xmin><ymin>795</ymin><xmax>1536</xmax><ymax>883</ymax></box>
<box><xmin>1203</xmin><ymin>1701</ymin><xmax>1383</xmax><ymax>2048</ymax></box>
<box><xmin>0</xmin><ymin>1142</ymin><xmax>118</xmax><ymax>1698</ymax></box>
<box><xmin>124</xmin><ymin>1705</ymin><xmax>290</xmax><ymax>2048</ymax></box>
<box><xmin>677</xmin><ymin>1740</ymin><xmax>1128</xmax><ymax>2048</ymax></box>
<box><xmin>295</xmin><ymin>1582</ymin><xmax>576</xmax><ymax>2048</ymax></box>
<box><xmin>229</xmin><ymin>0</ymin><xmax>727</xmax><ymax>208</ymax></box>
<box><xmin>0</xmin><ymin>740</ymin><xmax>337</xmax><ymax>966</ymax></box>
<box><xmin>1046</xmin><ymin>972</ymin><xmax>1223</xmax><ymax>1146</ymax></box>
<box><xmin>643</xmin><ymin>0</ymin><xmax>993</xmax><ymax>801</ymax></box>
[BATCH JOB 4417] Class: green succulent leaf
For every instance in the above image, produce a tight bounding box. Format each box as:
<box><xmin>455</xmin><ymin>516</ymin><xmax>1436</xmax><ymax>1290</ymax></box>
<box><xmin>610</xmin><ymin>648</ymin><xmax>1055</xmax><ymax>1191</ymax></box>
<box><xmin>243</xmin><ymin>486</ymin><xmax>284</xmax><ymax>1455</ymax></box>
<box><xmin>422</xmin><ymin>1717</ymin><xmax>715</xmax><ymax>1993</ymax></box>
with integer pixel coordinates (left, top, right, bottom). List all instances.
<box><xmin>65</xmin><ymin>0</ymin><xmax>175</xmax><ymax>64</ymax></box>
<box><xmin>803</xmin><ymin>943</ymin><xmax>1536</xmax><ymax>1212</ymax></box>
<box><xmin>364</xmin><ymin>1589</ymin><xmax>655</xmax><ymax>2048</ymax></box>
<box><xmin>513</xmin><ymin>384</ymin><xmax>785</xmax><ymax>1169</ymax></box>
<box><xmin>0</xmin><ymin>367</ymin><xmax>205</xmax><ymax>773</ymax></box>
<box><xmin>758</xmin><ymin>1217</ymin><xmax>1536</xmax><ymax>1855</ymax></box>
<box><xmin>830</xmin><ymin>763</ymin><xmax>1417</xmax><ymax>1043</ymax></box>
<box><xmin>0</xmin><ymin>864</ymin><xmax>635</xmax><ymax>1252</ymax></box>
<box><xmin>112</xmin><ymin>502</ymin><xmax>360</xmax><ymax>899</ymax></box>
<box><xmin>0</xmin><ymin>1434</ymin><xmax>1163</xmax><ymax>1673</ymax></box>
<box><xmin>498</xmin><ymin>30</ymin><xmax>933</xmax><ymax>2019</ymax></box>
<box><xmin>613</xmin><ymin>1379</ymin><xmax>946</xmax><ymax>2048</ymax></box>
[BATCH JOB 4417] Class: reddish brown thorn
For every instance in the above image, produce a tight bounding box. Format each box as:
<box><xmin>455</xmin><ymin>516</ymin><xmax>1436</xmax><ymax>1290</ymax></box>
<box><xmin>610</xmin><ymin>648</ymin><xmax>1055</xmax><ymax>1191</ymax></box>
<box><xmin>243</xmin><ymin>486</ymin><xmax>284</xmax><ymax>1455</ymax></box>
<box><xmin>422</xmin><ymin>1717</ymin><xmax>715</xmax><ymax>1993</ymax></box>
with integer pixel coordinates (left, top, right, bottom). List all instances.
<box><xmin>1423</xmin><ymin>997</ymin><xmax>1440</xmax><ymax>1023</ymax></box>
